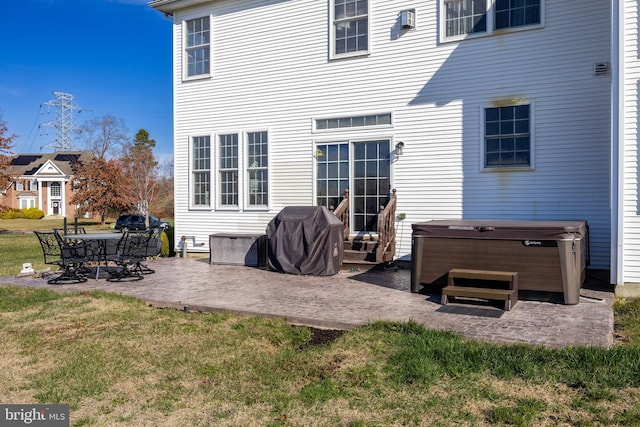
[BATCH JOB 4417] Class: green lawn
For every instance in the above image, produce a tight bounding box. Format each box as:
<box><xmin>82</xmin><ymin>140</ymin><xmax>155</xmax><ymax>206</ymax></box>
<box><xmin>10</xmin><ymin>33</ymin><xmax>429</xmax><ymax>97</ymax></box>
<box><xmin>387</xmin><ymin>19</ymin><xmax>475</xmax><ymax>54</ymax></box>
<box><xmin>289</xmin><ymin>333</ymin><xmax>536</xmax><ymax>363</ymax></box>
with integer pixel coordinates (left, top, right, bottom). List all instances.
<box><xmin>0</xmin><ymin>287</ymin><xmax>639</xmax><ymax>426</ymax></box>
<box><xmin>2</xmin><ymin>219</ymin><xmax>640</xmax><ymax>425</ymax></box>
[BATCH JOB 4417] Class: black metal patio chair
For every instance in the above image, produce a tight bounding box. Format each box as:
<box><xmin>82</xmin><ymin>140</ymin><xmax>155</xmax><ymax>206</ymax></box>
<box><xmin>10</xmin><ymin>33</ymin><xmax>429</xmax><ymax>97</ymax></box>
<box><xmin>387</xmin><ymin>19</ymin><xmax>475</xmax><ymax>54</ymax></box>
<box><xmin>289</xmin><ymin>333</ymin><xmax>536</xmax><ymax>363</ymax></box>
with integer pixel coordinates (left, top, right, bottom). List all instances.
<box><xmin>138</xmin><ymin>227</ymin><xmax>162</xmax><ymax>274</ymax></box>
<box><xmin>34</xmin><ymin>230</ymin><xmax>89</xmax><ymax>284</ymax></box>
<box><xmin>106</xmin><ymin>230</ymin><xmax>152</xmax><ymax>282</ymax></box>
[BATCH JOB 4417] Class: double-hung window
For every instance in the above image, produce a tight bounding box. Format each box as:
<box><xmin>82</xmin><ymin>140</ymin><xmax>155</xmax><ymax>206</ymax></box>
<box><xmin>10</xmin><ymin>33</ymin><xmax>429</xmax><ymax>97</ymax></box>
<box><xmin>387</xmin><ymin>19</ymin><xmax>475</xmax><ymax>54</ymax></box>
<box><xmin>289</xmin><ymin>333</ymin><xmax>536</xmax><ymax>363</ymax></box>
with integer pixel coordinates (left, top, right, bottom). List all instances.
<box><xmin>484</xmin><ymin>104</ymin><xmax>531</xmax><ymax>169</ymax></box>
<box><xmin>247</xmin><ymin>131</ymin><xmax>269</xmax><ymax>207</ymax></box>
<box><xmin>218</xmin><ymin>134</ymin><xmax>238</xmax><ymax>207</ymax></box>
<box><xmin>185</xmin><ymin>17</ymin><xmax>210</xmax><ymax>78</ymax></box>
<box><xmin>332</xmin><ymin>0</ymin><xmax>369</xmax><ymax>57</ymax></box>
<box><xmin>495</xmin><ymin>0</ymin><xmax>541</xmax><ymax>30</ymax></box>
<box><xmin>442</xmin><ymin>0</ymin><xmax>541</xmax><ymax>40</ymax></box>
<box><xmin>192</xmin><ymin>136</ymin><xmax>211</xmax><ymax>207</ymax></box>
<box><xmin>19</xmin><ymin>197</ymin><xmax>35</xmax><ymax>209</ymax></box>
<box><xmin>444</xmin><ymin>0</ymin><xmax>487</xmax><ymax>38</ymax></box>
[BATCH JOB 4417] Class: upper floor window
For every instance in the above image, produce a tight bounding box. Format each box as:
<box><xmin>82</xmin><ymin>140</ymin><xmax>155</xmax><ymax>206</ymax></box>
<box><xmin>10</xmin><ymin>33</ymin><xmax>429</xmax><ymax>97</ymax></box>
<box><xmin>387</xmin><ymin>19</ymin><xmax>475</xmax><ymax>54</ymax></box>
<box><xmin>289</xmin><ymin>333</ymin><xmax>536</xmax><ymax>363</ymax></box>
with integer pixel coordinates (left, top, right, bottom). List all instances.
<box><xmin>444</xmin><ymin>0</ymin><xmax>486</xmax><ymax>38</ymax></box>
<box><xmin>442</xmin><ymin>0</ymin><xmax>541</xmax><ymax>41</ymax></box>
<box><xmin>218</xmin><ymin>134</ymin><xmax>238</xmax><ymax>207</ymax></box>
<box><xmin>185</xmin><ymin>17</ymin><xmax>210</xmax><ymax>78</ymax></box>
<box><xmin>495</xmin><ymin>0</ymin><xmax>541</xmax><ymax>30</ymax></box>
<box><xmin>247</xmin><ymin>131</ymin><xmax>269</xmax><ymax>207</ymax></box>
<box><xmin>484</xmin><ymin>104</ymin><xmax>531</xmax><ymax>169</ymax></box>
<box><xmin>15</xmin><ymin>181</ymin><xmax>24</xmax><ymax>191</ymax></box>
<box><xmin>50</xmin><ymin>182</ymin><xmax>61</xmax><ymax>197</ymax></box>
<box><xmin>192</xmin><ymin>136</ymin><xmax>211</xmax><ymax>207</ymax></box>
<box><xmin>332</xmin><ymin>0</ymin><xmax>369</xmax><ymax>57</ymax></box>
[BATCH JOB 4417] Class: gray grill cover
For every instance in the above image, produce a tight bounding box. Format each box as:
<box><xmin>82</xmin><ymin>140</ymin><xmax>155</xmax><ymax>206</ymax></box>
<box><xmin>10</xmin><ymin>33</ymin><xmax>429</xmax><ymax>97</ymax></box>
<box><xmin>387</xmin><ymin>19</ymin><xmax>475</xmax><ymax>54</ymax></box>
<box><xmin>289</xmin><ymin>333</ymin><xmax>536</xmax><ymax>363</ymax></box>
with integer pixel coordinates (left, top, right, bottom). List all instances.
<box><xmin>266</xmin><ymin>206</ymin><xmax>344</xmax><ymax>276</ymax></box>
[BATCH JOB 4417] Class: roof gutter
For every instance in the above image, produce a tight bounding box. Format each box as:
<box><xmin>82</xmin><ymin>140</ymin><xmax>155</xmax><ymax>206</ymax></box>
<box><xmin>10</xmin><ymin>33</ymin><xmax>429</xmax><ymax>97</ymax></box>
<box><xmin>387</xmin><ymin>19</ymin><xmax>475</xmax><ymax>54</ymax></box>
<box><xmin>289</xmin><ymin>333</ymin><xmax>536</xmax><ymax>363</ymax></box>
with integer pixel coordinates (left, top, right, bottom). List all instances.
<box><xmin>148</xmin><ymin>0</ymin><xmax>213</xmax><ymax>16</ymax></box>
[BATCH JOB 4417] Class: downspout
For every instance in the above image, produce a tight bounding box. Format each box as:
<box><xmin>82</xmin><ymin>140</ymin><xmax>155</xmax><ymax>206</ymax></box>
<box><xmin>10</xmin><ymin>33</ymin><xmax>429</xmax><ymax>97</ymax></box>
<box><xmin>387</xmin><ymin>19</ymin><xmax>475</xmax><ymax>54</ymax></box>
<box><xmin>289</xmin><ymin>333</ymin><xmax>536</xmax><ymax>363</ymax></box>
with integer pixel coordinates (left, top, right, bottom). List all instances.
<box><xmin>611</xmin><ymin>0</ymin><xmax>624</xmax><ymax>286</ymax></box>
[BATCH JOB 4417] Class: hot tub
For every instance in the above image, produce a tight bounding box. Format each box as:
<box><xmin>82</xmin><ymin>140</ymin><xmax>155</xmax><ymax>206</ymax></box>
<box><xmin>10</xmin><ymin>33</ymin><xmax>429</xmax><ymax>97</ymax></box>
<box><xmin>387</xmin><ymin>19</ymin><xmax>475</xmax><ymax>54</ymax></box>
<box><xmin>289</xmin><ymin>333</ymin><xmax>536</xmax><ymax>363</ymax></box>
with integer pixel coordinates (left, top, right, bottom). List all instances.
<box><xmin>410</xmin><ymin>220</ymin><xmax>589</xmax><ymax>304</ymax></box>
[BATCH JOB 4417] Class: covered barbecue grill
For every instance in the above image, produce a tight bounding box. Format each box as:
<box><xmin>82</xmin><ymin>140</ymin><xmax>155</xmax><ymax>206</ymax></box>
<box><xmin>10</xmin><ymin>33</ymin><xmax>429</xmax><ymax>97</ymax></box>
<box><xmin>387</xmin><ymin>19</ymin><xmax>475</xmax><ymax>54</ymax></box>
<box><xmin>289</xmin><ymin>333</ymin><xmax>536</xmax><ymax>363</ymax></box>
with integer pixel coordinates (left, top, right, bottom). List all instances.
<box><xmin>266</xmin><ymin>206</ymin><xmax>344</xmax><ymax>276</ymax></box>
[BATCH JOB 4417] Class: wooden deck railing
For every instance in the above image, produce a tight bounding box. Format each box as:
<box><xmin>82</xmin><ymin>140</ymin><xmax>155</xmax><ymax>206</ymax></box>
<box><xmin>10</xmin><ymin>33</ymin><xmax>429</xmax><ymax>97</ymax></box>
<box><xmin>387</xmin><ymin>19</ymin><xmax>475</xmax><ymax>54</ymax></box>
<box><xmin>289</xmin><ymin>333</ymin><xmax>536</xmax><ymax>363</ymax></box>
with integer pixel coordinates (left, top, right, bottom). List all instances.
<box><xmin>331</xmin><ymin>189</ymin><xmax>350</xmax><ymax>240</ymax></box>
<box><xmin>376</xmin><ymin>188</ymin><xmax>397</xmax><ymax>263</ymax></box>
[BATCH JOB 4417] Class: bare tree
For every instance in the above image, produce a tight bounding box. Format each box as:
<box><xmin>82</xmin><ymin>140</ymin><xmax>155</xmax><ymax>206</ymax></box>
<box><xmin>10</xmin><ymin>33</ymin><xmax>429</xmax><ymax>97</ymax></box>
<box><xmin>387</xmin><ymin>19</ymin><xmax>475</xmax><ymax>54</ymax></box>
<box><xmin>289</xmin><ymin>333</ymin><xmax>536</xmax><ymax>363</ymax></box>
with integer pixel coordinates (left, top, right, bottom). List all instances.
<box><xmin>151</xmin><ymin>157</ymin><xmax>174</xmax><ymax>218</ymax></box>
<box><xmin>80</xmin><ymin>114</ymin><xmax>128</xmax><ymax>159</ymax></box>
<box><xmin>0</xmin><ymin>117</ymin><xmax>16</xmax><ymax>189</ymax></box>
<box><xmin>122</xmin><ymin>129</ymin><xmax>158</xmax><ymax>227</ymax></box>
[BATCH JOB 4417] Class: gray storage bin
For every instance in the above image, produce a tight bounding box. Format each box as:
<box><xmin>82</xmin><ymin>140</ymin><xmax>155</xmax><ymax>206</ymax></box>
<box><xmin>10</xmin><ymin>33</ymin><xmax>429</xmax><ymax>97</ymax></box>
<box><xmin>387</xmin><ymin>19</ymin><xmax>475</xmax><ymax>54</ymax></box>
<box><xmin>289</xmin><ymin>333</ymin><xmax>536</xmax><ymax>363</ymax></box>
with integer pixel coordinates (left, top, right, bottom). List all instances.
<box><xmin>209</xmin><ymin>233</ymin><xmax>267</xmax><ymax>267</ymax></box>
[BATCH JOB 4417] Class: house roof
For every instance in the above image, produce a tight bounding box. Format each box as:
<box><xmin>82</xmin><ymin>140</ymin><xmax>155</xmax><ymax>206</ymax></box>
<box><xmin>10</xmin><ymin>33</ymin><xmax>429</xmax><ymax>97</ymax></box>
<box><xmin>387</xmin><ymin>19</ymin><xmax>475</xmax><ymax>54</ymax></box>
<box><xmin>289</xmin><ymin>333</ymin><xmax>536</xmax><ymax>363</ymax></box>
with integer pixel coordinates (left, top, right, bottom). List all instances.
<box><xmin>6</xmin><ymin>151</ymin><xmax>93</xmax><ymax>178</ymax></box>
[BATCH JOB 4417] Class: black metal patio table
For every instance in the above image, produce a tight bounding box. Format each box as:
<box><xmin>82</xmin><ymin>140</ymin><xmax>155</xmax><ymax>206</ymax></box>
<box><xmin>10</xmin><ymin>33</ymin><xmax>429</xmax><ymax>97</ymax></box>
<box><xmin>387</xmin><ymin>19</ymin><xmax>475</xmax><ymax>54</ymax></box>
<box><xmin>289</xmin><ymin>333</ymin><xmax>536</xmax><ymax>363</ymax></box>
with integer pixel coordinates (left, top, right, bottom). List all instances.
<box><xmin>64</xmin><ymin>232</ymin><xmax>124</xmax><ymax>279</ymax></box>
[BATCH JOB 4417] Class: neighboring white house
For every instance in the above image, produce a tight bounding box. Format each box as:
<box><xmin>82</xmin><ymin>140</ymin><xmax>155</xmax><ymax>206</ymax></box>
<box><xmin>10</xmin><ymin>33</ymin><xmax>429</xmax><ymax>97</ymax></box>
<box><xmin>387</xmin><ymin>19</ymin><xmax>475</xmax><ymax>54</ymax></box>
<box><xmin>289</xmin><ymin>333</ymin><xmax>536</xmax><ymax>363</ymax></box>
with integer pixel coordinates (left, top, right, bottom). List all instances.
<box><xmin>150</xmin><ymin>0</ymin><xmax>640</xmax><ymax>288</ymax></box>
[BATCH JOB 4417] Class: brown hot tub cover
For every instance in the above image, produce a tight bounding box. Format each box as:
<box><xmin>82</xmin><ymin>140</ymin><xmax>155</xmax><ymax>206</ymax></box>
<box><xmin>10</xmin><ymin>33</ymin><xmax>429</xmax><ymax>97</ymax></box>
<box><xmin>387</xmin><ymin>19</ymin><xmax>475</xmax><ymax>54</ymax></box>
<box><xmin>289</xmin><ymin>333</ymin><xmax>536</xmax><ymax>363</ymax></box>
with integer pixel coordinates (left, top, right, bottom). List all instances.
<box><xmin>266</xmin><ymin>206</ymin><xmax>344</xmax><ymax>276</ymax></box>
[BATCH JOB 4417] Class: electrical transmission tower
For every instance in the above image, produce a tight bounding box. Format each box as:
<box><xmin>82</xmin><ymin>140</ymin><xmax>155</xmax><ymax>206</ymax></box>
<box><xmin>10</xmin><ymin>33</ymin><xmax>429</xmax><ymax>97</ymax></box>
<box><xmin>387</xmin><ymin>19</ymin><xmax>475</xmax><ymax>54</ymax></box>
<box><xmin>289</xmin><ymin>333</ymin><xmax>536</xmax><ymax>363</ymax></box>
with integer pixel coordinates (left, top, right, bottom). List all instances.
<box><xmin>40</xmin><ymin>91</ymin><xmax>82</xmax><ymax>151</ymax></box>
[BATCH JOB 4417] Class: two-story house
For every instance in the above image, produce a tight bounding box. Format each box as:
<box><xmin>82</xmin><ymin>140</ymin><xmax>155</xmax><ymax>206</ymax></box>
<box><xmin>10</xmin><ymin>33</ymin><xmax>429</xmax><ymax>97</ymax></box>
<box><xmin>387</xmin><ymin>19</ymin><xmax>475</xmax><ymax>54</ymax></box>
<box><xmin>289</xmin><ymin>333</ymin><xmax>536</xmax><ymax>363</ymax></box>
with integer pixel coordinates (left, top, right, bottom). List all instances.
<box><xmin>150</xmin><ymin>0</ymin><xmax>640</xmax><ymax>290</ymax></box>
<box><xmin>0</xmin><ymin>151</ymin><xmax>92</xmax><ymax>218</ymax></box>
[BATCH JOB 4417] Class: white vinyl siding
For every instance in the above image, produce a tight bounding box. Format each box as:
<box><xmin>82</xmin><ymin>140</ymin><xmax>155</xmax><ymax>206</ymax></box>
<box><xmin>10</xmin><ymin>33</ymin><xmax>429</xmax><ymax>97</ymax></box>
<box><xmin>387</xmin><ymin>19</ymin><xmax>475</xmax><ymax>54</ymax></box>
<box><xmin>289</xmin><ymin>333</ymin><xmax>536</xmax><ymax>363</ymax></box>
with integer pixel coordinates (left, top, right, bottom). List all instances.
<box><xmin>168</xmin><ymin>0</ymin><xmax>611</xmax><ymax>269</ymax></box>
<box><xmin>621</xmin><ymin>0</ymin><xmax>640</xmax><ymax>283</ymax></box>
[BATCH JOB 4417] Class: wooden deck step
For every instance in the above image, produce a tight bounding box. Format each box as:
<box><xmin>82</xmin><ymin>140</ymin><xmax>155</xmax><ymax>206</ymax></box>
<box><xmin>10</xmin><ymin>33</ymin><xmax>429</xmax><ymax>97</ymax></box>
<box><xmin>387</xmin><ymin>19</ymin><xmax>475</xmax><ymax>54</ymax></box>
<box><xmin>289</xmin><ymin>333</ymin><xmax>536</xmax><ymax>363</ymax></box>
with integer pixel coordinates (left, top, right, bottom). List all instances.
<box><xmin>443</xmin><ymin>269</ymin><xmax>518</xmax><ymax>311</ymax></box>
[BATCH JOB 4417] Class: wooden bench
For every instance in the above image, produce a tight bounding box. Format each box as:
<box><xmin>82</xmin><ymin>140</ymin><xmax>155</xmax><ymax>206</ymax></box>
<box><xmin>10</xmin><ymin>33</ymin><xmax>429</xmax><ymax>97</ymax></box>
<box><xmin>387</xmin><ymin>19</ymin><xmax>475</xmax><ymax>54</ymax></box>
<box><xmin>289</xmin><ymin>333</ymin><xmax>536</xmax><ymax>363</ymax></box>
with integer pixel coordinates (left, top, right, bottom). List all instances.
<box><xmin>442</xmin><ymin>269</ymin><xmax>518</xmax><ymax>311</ymax></box>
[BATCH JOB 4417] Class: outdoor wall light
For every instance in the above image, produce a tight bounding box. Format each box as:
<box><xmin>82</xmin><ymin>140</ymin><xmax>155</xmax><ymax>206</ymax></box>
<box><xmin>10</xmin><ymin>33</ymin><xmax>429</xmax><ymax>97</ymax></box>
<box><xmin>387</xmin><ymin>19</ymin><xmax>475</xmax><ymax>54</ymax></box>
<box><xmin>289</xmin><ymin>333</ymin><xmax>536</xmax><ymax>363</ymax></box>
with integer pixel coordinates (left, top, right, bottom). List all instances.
<box><xmin>395</xmin><ymin>141</ymin><xmax>405</xmax><ymax>156</ymax></box>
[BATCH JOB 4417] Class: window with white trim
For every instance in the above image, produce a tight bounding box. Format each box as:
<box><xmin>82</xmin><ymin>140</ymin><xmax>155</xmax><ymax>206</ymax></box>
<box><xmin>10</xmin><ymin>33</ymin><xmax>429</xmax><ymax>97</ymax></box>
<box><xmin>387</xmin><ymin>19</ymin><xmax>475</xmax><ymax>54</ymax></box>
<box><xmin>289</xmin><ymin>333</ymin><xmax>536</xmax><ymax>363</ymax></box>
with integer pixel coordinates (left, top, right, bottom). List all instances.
<box><xmin>442</xmin><ymin>0</ymin><xmax>541</xmax><ymax>40</ymax></box>
<box><xmin>185</xmin><ymin>17</ymin><xmax>210</xmax><ymax>77</ymax></box>
<box><xmin>444</xmin><ymin>0</ymin><xmax>487</xmax><ymax>38</ymax></box>
<box><xmin>495</xmin><ymin>0</ymin><xmax>541</xmax><ymax>29</ymax></box>
<box><xmin>50</xmin><ymin>182</ymin><xmax>61</xmax><ymax>197</ymax></box>
<box><xmin>332</xmin><ymin>0</ymin><xmax>369</xmax><ymax>57</ymax></box>
<box><xmin>484</xmin><ymin>104</ymin><xmax>531</xmax><ymax>168</ymax></box>
<box><xmin>315</xmin><ymin>113</ymin><xmax>391</xmax><ymax>131</ymax></box>
<box><xmin>192</xmin><ymin>136</ymin><xmax>211</xmax><ymax>207</ymax></box>
<box><xmin>218</xmin><ymin>133</ymin><xmax>238</xmax><ymax>207</ymax></box>
<box><xmin>246</xmin><ymin>131</ymin><xmax>268</xmax><ymax>207</ymax></box>
<box><xmin>19</xmin><ymin>197</ymin><xmax>35</xmax><ymax>209</ymax></box>
<box><xmin>15</xmin><ymin>181</ymin><xmax>24</xmax><ymax>191</ymax></box>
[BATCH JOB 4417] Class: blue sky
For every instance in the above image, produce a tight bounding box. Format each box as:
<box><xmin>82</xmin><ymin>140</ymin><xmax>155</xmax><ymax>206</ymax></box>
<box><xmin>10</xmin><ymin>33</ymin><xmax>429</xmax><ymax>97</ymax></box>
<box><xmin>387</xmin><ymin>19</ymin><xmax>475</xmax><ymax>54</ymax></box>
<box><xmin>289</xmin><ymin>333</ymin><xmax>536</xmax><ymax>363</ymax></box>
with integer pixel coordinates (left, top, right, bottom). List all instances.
<box><xmin>0</xmin><ymin>0</ymin><xmax>173</xmax><ymax>162</ymax></box>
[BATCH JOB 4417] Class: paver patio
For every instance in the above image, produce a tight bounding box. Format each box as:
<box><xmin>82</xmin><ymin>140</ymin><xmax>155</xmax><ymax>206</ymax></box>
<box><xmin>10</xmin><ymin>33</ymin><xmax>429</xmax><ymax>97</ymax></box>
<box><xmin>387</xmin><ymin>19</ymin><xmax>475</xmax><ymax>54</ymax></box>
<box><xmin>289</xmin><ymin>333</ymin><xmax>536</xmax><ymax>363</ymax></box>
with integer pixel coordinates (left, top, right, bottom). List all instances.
<box><xmin>0</xmin><ymin>256</ymin><xmax>614</xmax><ymax>348</ymax></box>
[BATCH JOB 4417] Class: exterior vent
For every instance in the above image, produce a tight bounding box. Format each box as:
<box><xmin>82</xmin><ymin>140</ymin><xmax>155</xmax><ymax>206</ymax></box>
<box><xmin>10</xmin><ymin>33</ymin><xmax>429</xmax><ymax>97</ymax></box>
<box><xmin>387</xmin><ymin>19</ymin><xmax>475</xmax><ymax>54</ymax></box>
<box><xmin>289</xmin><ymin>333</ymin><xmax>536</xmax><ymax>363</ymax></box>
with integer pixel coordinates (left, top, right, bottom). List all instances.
<box><xmin>400</xmin><ymin>9</ymin><xmax>415</xmax><ymax>29</ymax></box>
<box><xmin>593</xmin><ymin>62</ymin><xmax>610</xmax><ymax>76</ymax></box>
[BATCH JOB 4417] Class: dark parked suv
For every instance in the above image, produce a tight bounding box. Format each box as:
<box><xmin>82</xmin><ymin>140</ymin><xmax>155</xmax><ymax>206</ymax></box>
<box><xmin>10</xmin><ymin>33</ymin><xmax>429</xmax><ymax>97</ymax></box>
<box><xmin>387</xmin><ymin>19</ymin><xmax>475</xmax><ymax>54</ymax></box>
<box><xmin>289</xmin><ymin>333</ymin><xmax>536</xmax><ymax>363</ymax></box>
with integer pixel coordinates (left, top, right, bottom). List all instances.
<box><xmin>115</xmin><ymin>214</ymin><xmax>170</xmax><ymax>231</ymax></box>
